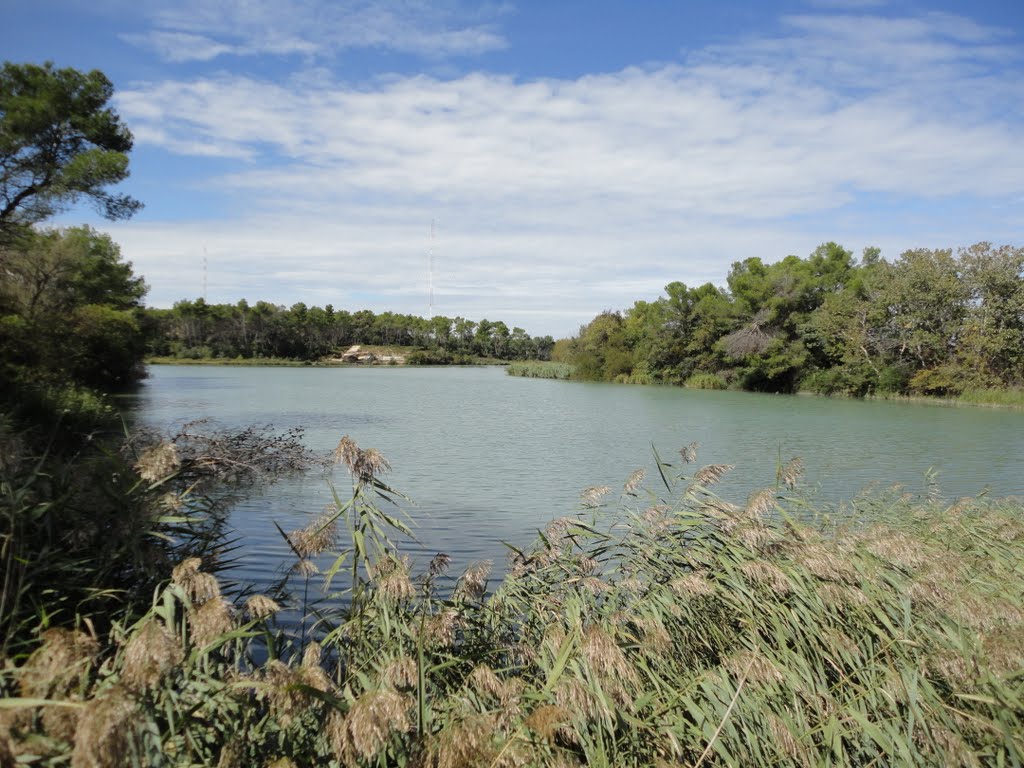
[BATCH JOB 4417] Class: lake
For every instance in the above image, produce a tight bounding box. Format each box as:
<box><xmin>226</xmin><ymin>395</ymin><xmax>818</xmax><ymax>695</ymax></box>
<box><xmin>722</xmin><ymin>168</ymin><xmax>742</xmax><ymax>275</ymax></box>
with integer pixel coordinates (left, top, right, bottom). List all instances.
<box><xmin>126</xmin><ymin>365</ymin><xmax>1024</xmax><ymax>598</ymax></box>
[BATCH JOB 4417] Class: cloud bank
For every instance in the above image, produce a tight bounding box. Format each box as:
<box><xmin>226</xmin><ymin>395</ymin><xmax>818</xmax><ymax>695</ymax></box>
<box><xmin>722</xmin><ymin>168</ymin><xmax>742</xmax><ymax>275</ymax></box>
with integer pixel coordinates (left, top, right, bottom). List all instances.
<box><xmin>112</xmin><ymin>8</ymin><xmax>1024</xmax><ymax>336</ymax></box>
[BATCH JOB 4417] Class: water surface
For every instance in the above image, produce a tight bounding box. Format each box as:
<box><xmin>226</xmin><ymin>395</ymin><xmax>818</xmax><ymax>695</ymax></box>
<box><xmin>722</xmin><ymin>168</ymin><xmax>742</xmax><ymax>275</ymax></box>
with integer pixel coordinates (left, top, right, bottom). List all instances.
<box><xmin>126</xmin><ymin>365</ymin><xmax>1024</xmax><ymax>594</ymax></box>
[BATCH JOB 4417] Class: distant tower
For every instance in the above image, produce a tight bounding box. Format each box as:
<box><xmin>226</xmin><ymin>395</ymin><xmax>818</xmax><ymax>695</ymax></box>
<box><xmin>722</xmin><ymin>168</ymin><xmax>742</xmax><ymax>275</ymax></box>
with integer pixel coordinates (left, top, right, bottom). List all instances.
<box><xmin>427</xmin><ymin>220</ymin><xmax>435</xmax><ymax>319</ymax></box>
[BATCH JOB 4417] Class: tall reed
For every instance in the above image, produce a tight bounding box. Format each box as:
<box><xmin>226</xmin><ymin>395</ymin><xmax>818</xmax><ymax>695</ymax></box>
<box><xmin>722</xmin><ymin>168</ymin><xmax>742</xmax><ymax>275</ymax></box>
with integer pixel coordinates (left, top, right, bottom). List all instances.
<box><xmin>3</xmin><ymin>440</ymin><xmax>1022</xmax><ymax>766</ymax></box>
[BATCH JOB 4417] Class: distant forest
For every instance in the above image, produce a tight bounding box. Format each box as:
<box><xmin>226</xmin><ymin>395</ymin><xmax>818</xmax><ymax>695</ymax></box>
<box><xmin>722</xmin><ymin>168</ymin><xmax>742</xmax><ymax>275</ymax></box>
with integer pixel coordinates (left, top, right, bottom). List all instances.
<box><xmin>558</xmin><ymin>242</ymin><xmax>1024</xmax><ymax>397</ymax></box>
<box><xmin>145</xmin><ymin>301</ymin><xmax>556</xmax><ymax>363</ymax></box>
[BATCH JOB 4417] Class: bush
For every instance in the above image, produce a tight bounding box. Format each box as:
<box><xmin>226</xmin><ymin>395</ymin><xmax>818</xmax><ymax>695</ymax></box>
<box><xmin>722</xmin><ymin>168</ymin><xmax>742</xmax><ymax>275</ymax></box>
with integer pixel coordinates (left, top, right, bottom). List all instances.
<box><xmin>684</xmin><ymin>372</ymin><xmax>727</xmax><ymax>390</ymax></box>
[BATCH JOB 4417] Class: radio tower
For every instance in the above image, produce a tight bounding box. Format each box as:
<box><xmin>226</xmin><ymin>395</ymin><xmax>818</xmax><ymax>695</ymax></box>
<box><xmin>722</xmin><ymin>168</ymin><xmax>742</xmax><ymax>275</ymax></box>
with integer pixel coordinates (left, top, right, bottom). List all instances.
<box><xmin>427</xmin><ymin>220</ymin><xmax>435</xmax><ymax>319</ymax></box>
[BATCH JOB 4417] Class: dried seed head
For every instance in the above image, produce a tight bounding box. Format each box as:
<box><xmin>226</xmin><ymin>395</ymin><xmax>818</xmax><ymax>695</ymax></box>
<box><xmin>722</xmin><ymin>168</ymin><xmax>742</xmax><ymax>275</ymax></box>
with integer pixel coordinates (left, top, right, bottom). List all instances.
<box><xmin>524</xmin><ymin>705</ymin><xmax>569</xmax><ymax>741</ymax></box>
<box><xmin>726</xmin><ymin>650</ymin><xmax>783</xmax><ymax>686</ymax></box>
<box><xmin>468</xmin><ymin>665</ymin><xmax>506</xmax><ymax>701</ymax></box>
<box><xmin>244</xmin><ymin>595</ymin><xmax>281</xmax><ymax>620</ymax></box>
<box><xmin>581</xmin><ymin>626</ymin><xmax>635</xmax><ymax>685</ymax></box>
<box><xmin>865</xmin><ymin>532</ymin><xmax>928</xmax><ymax>570</ymax></box>
<box><xmin>344</xmin><ymin>689</ymin><xmax>412</xmax><ymax>760</ymax></box>
<box><xmin>693</xmin><ymin>464</ymin><xmax>734</xmax><ymax>486</ymax></box>
<box><xmin>429</xmin><ymin>712</ymin><xmax>500</xmax><ymax>768</ymax></box>
<box><xmin>455</xmin><ymin>561</ymin><xmax>491</xmax><ymax>603</ymax></box>
<box><xmin>189</xmin><ymin>598</ymin><xmax>234</xmax><ymax>649</ymax></box>
<box><xmin>428</xmin><ymin>552</ymin><xmax>452</xmax><ymax>577</ymax></box>
<box><xmin>623</xmin><ymin>468</ymin><xmax>646</xmax><ymax>494</ymax></box>
<box><xmin>680</xmin><ymin>442</ymin><xmax>699</xmax><ymax>464</ymax></box>
<box><xmin>580</xmin><ymin>485</ymin><xmax>612</xmax><ymax>508</ymax></box>
<box><xmin>262</xmin><ymin>661</ymin><xmax>307</xmax><ymax>726</ymax></box>
<box><xmin>19</xmin><ymin>629</ymin><xmax>98</xmax><ymax>699</ymax></box>
<box><xmin>299</xmin><ymin>643</ymin><xmax>333</xmax><ymax>693</ymax></box>
<box><xmin>768</xmin><ymin>715</ymin><xmax>803</xmax><ymax>760</ymax></box>
<box><xmin>801</xmin><ymin>544</ymin><xmax>857</xmax><ymax>584</ymax></box>
<box><xmin>745</xmin><ymin>488</ymin><xmax>776</xmax><ymax>520</ymax></box>
<box><xmin>580</xmin><ymin>576</ymin><xmax>610</xmax><ymax>595</ymax></box>
<box><xmin>293</xmin><ymin>558</ymin><xmax>319</xmax><ymax>577</ymax></box>
<box><xmin>159</xmin><ymin>492</ymin><xmax>184</xmax><ymax>513</ymax></box>
<box><xmin>740</xmin><ymin>561</ymin><xmax>792</xmax><ymax>595</ymax></box>
<box><xmin>171</xmin><ymin>558</ymin><xmax>221</xmax><ymax>604</ymax></box>
<box><xmin>779</xmin><ymin>457</ymin><xmax>804</xmax><ymax>490</ymax></box>
<box><xmin>71</xmin><ymin>686</ymin><xmax>139</xmax><ymax>768</ymax></box>
<box><xmin>372</xmin><ymin>555</ymin><xmax>415</xmax><ymax>603</ymax></box>
<box><xmin>424</xmin><ymin>609</ymin><xmax>459</xmax><ymax>647</ymax></box>
<box><xmin>358</xmin><ymin>448</ymin><xmax>391</xmax><ymax>481</ymax></box>
<box><xmin>554</xmin><ymin>678</ymin><xmax>608</xmax><ymax>724</ymax></box>
<box><xmin>289</xmin><ymin>513</ymin><xmax>338</xmax><ymax>558</ymax></box>
<box><xmin>121</xmin><ymin>620</ymin><xmax>183</xmax><ymax>690</ymax></box>
<box><xmin>135</xmin><ymin>442</ymin><xmax>180</xmax><ymax>483</ymax></box>
<box><xmin>383</xmin><ymin>656</ymin><xmax>418</xmax><ymax>691</ymax></box>
<box><xmin>333</xmin><ymin>435</ymin><xmax>360</xmax><ymax>469</ymax></box>
<box><xmin>669</xmin><ymin>572</ymin><xmax>715</xmax><ymax>598</ymax></box>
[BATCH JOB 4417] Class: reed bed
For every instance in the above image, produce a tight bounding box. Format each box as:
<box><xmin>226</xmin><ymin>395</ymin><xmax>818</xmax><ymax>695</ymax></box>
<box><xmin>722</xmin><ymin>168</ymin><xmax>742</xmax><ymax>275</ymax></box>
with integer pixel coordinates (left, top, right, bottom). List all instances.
<box><xmin>505</xmin><ymin>361</ymin><xmax>576</xmax><ymax>380</ymax></box>
<box><xmin>2</xmin><ymin>441</ymin><xmax>1022</xmax><ymax>766</ymax></box>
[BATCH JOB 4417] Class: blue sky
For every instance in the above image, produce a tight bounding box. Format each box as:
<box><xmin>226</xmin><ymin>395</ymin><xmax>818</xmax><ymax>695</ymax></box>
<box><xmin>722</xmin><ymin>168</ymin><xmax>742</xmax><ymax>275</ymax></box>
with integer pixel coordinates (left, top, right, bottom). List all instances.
<box><xmin>4</xmin><ymin>0</ymin><xmax>1023</xmax><ymax>337</ymax></box>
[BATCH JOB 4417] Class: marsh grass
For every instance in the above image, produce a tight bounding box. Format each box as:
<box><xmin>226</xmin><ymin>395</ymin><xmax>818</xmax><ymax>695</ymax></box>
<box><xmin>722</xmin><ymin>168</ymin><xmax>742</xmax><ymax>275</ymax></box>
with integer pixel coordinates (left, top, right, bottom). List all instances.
<box><xmin>3</xmin><ymin>441</ymin><xmax>1023</xmax><ymax>766</ymax></box>
<box><xmin>506</xmin><ymin>361</ymin><xmax>576</xmax><ymax>380</ymax></box>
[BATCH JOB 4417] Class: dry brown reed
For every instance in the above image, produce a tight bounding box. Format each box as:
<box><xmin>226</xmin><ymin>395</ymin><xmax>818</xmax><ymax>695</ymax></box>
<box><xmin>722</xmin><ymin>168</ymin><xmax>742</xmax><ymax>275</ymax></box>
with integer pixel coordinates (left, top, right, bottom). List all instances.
<box><xmin>334</xmin><ymin>435</ymin><xmax>391</xmax><ymax>483</ymax></box>
<box><xmin>134</xmin><ymin>441</ymin><xmax>180</xmax><ymax>483</ymax></box>
<box><xmin>171</xmin><ymin>557</ymin><xmax>221</xmax><ymax>604</ymax></box>
<box><xmin>18</xmin><ymin>628</ymin><xmax>98</xmax><ymax>699</ymax></box>
<box><xmin>740</xmin><ymin>560</ymin><xmax>792</xmax><ymax>595</ymax></box>
<box><xmin>744</xmin><ymin>487</ymin><xmax>776</xmax><ymax>520</ymax></box>
<box><xmin>288</xmin><ymin>512</ymin><xmax>339</xmax><ymax>558</ymax></box>
<box><xmin>623</xmin><ymin>468</ymin><xmax>646</xmax><ymax>494</ymax></box>
<box><xmin>779</xmin><ymin>457</ymin><xmax>804</xmax><ymax>490</ymax></box>
<box><xmin>244</xmin><ymin>595</ymin><xmax>282</xmax><ymax>620</ymax></box>
<box><xmin>579</xmin><ymin>485</ymin><xmax>611</xmax><ymax>508</ymax></box>
<box><xmin>669</xmin><ymin>572</ymin><xmax>716</xmax><ymax>598</ymax></box>
<box><xmin>121</xmin><ymin>619</ymin><xmax>182</xmax><ymax>690</ymax></box>
<box><xmin>70</xmin><ymin>686</ymin><xmax>139</xmax><ymax>768</ymax></box>
<box><xmin>382</xmin><ymin>655</ymin><xmax>417</xmax><ymax>692</ymax></box>
<box><xmin>454</xmin><ymin>561</ymin><xmax>491</xmax><ymax>603</ymax></box>
<box><xmin>335</xmin><ymin>689</ymin><xmax>411</xmax><ymax>762</ymax></box>
<box><xmin>371</xmin><ymin>555</ymin><xmax>416</xmax><ymax>602</ymax></box>
<box><xmin>680</xmin><ymin>441</ymin><xmax>699</xmax><ymax>464</ymax></box>
<box><xmin>189</xmin><ymin>597</ymin><xmax>234</xmax><ymax>648</ymax></box>
<box><xmin>692</xmin><ymin>463</ymin><xmax>734</xmax><ymax>486</ymax></box>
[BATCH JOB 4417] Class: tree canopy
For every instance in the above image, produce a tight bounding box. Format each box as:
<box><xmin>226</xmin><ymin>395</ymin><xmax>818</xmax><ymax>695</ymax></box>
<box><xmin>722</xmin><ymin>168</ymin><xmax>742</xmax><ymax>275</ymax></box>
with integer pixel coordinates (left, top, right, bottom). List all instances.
<box><xmin>0</xmin><ymin>61</ymin><xmax>142</xmax><ymax>242</ymax></box>
<box><xmin>562</xmin><ymin>242</ymin><xmax>1024</xmax><ymax>397</ymax></box>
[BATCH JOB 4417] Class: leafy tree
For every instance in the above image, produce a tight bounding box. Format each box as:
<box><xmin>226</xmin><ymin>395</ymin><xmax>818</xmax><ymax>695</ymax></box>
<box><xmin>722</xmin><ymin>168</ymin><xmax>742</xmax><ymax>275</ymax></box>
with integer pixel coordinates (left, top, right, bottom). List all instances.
<box><xmin>0</xmin><ymin>226</ymin><xmax>148</xmax><ymax>393</ymax></box>
<box><xmin>1</xmin><ymin>62</ymin><xmax>142</xmax><ymax>242</ymax></box>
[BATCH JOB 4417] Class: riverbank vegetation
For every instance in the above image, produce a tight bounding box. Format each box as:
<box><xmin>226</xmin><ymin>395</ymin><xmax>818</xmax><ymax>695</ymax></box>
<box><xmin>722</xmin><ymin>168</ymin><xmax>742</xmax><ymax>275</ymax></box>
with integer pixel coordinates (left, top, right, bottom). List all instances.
<box><xmin>556</xmin><ymin>242</ymin><xmax>1024</xmax><ymax>402</ymax></box>
<box><xmin>145</xmin><ymin>301</ymin><xmax>555</xmax><ymax>364</ymax></box>
<box><xmin>505</xmin><ymin>361</ymin><xmax>576</xmax><ymax>379</ymax></box>
<box><xmin>3</xmin><ymin>441</ymin><xmax>1023</xmax><ymax>766</ymax></box>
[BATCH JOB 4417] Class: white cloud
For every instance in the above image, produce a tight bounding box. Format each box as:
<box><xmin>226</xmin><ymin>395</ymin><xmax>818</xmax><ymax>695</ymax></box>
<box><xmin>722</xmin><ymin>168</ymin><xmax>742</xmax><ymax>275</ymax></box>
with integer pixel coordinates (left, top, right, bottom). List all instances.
<box><xmin>125</xmin><ymin>0</ymin><xmax>508</xmax><ymax>61</ymax></box>
<box><xmin>112</xmin><ymin>9</ymin><xmax>1024</xmax><ymax>336</ymax></box>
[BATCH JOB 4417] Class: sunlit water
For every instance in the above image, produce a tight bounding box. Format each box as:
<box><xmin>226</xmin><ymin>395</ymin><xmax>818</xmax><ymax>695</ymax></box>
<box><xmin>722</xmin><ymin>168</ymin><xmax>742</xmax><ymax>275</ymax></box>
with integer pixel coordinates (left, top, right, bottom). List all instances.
<box><xmin>123</xmin><ymin>365</ymin><xmax>1024</xmax><ymax>603</ymax></box>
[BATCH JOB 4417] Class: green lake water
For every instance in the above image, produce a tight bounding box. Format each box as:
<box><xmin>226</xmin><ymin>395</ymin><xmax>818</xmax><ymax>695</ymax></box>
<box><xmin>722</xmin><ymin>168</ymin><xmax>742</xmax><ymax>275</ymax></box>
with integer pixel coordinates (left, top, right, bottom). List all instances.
<box><xmin>126</xmin><ymin>365</ymin><xmax>1024</xmax><ymax>597</ymax></box>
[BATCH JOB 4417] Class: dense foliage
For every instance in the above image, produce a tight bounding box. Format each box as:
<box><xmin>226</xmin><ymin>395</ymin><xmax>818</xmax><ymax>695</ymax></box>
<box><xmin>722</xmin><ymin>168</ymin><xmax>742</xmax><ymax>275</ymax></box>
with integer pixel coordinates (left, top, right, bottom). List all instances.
<box><xmin>0</xmin><ymin>61</ymin><xmax>141</xmax><ymax>243</ymax></box>
<box><xmin>146</xmin><ymin>300</ymin><xmax>556</xmax><ymax>363</ymax></box>
<box><xmin>561</xmin><ymin>242</ymin><xmax>1024</xmax><ymax>397</ymax></box>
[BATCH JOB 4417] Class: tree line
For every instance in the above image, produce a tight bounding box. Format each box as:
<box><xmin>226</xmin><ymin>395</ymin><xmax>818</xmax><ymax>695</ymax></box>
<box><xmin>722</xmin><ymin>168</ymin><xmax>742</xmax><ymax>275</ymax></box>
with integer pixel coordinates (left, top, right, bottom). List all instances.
<box><xmin>560</xmin><ymin>241</ymin><xmax>1024</xmax><ymax>397</ymax></box>
<box><xmin>146</xmin><ymin>300</ymin><xmax>556</xmax><ymax>363</ymax></box>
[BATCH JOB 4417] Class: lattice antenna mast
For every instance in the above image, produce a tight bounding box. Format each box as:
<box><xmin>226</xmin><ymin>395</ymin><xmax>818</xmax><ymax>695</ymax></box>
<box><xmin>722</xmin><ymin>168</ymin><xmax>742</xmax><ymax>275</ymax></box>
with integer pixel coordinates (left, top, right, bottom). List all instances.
<box><xmin>428</xmin><ymin>220</ymin><xmax>435</xmax><ymax>319</ymax></box>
